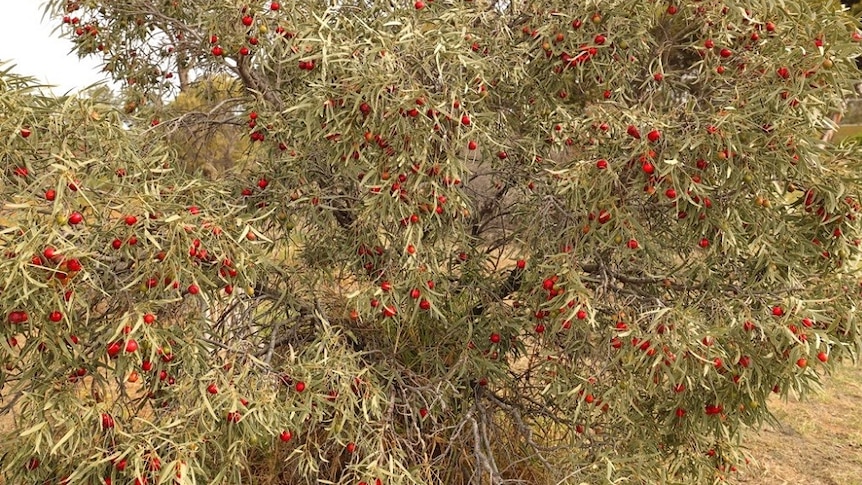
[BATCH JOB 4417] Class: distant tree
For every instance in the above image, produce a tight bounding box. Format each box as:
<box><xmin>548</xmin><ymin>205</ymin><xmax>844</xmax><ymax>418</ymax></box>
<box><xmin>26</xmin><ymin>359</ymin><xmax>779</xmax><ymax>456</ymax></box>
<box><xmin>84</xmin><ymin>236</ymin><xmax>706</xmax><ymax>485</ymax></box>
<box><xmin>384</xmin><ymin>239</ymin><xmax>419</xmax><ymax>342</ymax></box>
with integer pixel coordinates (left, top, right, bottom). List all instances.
<box><xmin>2</xmin><ymin>1</ymin><xmax>862</xmax><ymax>484</ymax></box>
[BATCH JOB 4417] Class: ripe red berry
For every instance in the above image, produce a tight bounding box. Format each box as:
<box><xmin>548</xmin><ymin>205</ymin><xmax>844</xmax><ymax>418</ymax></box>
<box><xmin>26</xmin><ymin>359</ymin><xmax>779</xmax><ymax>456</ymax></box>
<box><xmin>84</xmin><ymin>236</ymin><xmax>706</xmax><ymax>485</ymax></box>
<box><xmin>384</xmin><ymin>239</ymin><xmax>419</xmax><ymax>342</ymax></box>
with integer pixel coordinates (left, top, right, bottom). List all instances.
<box><xmin>124</xmin><ymin>215</ymin><xmax>137</xmax><ymax>226</ymax></box>
<box><xmin>490</xmin><ymin>333</ymin><xmax>501</xmax><ymax>344</ymax></box>
<box><xmin>207</xmin><ymin>383</ymin><xmax>219</xmax><ymax>395</ymax></box>
<box><xmin>279</xmin><ymin>430</ymin><xmax>292</xmax><ymax>442</ymax></box>
<box><xmin>647</xmin><ymin>130</ymin><xmax>661</xmax><ymax>143</ymax></box>
<box><xmin>295</xmin><ymin>381</ymin><xmax>306</xmax><ymax>392</ymax></box>
<box><xmin>817</xmin><ymin>351</ymin><xmax>828</xmax><ymax>363</ymax></box>
<box><xmin>626</xmin><ymin>125</ymin><xmax>641</xmax><ymax>139</ymax></box>
<box><xmin>68</xmin><ymin>212</ymin><xmax>83</xmax><ymax>225</ymax></box>
<box><xmin>771</xmin><ymin>306</ymin><xmax>784</xmax><ymax>317</ymax></box>
<box><xmin>414</xmin><ymin>0</ymin><xmax>425</xmax><ymax>8</ymax></box>
<box><xmin>270</xmin><ymin>1</ymin><xmax>280</xmax><ymax>10</ymax></box>
<box><xmin>45</xmin><ymin>189</ymin><xmax>56</xmax><ymax>201</ymax></box>
<box><xmin>242</xmin><ymin>15</ymin><xmax>253</xmax><ymax>26</ymax></box>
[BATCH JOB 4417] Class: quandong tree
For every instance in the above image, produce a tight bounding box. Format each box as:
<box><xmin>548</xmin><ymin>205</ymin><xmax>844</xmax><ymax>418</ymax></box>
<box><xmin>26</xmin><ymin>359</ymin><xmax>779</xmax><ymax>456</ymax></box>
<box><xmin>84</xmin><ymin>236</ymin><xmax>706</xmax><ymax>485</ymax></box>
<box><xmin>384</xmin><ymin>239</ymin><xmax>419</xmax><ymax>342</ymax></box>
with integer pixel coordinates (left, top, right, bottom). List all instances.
<box><xmin>2</xmin><ymin>0</ymin><xmax>862</xmax><ymax>483</ymax></box>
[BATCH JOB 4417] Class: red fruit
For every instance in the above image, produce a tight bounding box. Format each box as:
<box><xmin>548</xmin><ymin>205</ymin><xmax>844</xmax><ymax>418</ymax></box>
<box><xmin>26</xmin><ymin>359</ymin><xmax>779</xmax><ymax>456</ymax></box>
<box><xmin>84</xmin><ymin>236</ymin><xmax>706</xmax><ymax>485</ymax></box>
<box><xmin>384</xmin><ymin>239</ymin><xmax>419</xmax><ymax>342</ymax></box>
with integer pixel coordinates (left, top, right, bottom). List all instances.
<box><xmin>626</xmin><ymin>125</ymin><xmax>641</xmax><ymax>139</ymax></box>
<box><xmin>8</xmin><ymin>310</ymin><xmax>28</xmax><ymax>324</ymax></box>
<box><xmin>258</xmin><ymin>178</ymin><xmax>268</xmax><ymax>189</ymax></box>
<box><xmin>187</xmin><ymin>284</ymin><xmax>200</xmax><ymax>295</ymax></box>
<box><xmin>719</xmin><ymin>48</ymin><xmax>732</xmax><ymax>58</ymax></box>
<box><xmin>796</xmin><ymin>358</ymin><xmax>807</xmax><ymax>368</ymax></box>
<box><xmin>738</xmin><ymin>356</ymin><xmax>751</xmax><ymax>368</ymax></box>
<box><xmin>419</xmin><ymin>408</ymin><xmax>429</xmax><ymax>418</ymax></box>
<box><xmin>211</xmin><ymin>45</ymin><xmax>224</xmax><ymax>56</ymax></box>
<box><xmin>142</xmin><ymin>360</ymin><xmax>153</xmax><ymax>372</ymax></box>
<box><xmin>270</xmin><ymin>1</ymin><xmax>280</xmax><ymax>10</ymax></box>
<box><xmin>239</xmin><ymin>46</ymin><xmax>250</xmax><ymax>56</ymax></box>
<box><xmin>279</xmin><ymin>430</ymin><xmax>292</xmax><ymax>442</ymax></box>
<box><xmin>26</xmin><ymin>457</ymin><xmax>40</xmax><ymax>470</ymax></box>
<box><xmin>45</xmin><ymin>189</ymin><xmax>56</xmax><ymax>201</ymax></box>
<box><xmin>817</xmin><ymin>351</ymin><xmax>828</xmax><ymax>363</ymax></box>
<box><xmin>461</xmin><ymin>114</ymin><xmax>471</xmax><ymax>126</ymax></box>
<box><xmin>594</xmin><ymin>34</ymin><xmax>605</xmax><ymax>45</ymax></box>
<box><xmin>207</xmin><ymin>383</ymin><xmax>218</xmax><ymax>395</ymax></box>
<box><xmin>626</xmin><ymin>239</ymin><xmax>639</xmax><ymax>249</ymax></box>
<box><xmin>595</xmin><ymin>159</ymin><xmax>608</xmax><ymax>170</ymax></box>
<box><xmin>516</xmin><ymin>259</ymin><xmax>526</xmax><ymax>269</ymax></box>
<box><xmin>116</xmin><ymin>459</ymin><xmax>127</xmax><ymax>472</ymax></box>
<box><xmin>414</xmin><ymin>0</ymin><xmax>425</xmax><ymax>8</ymax></box>
<box><xmin>295</xmin><ymin>381</ymin><xmax>306</xmax><ymax>392</ymax></box>
<box><xmin>20</xmin><ymin>128</ymin><xmax>32</xmax><ymax>138</ymax></box>
<box><xmin>346</xmin><ymin>442</ymin><xmax>356</xmax><ymax>453</ymax></box>
<box><xmin>641</xmin><ymin>161</ymin><xmax>654</xmax><ymax>174</ymax></box>
<box><xmin>409</xmin><ymin>288</ymin><xmax>421</xmax><ymax>299</ymax></box>
<box><xmin>698</xmin><ymin>238</ymin><xmax>710</xmax><ymax>248</ymax></box>
<box><xmin>647</xmin><ymin>130</ymin><xmax>661</xmax><ymax>142</ymax></box>
<box><xmin>241</xmin><ymin>15</ymin><xmax>253</xmax><ymax>26</ymax></box>
<box><xmin>125</xmin><ymin>339</ymin><xmax>139</xmax><ymax>353</ymax></box>
<box><xmin>101</xmin><ymin>413</ymin><xmax>115</xmax><ymax>429</ymax></box>
<box><xmin>49</xmin><ymin>311</ymin><xmax>63</xmax><ymax>322</ymax></box>
<box><xmin>66</xmin><ymin>258</ymin><xmax>82</xmax><ymax>271</ymax></box>
<box><xmin>68</xmin><ymin>212</ymin><xmax>83</xmax><ymax>225</ymax></box>
<box><xmin>143</xmin><ymin>313</ymin><xmax>155</xmax><ymax>324</ymax></box>
<box><xmin>597</xmin><ymin>210</ymin><xmax>611</xmax><ymax>224</ymax></box>
<box><xmin>777</xmin><ymin>66</ymin><xmax>790</xmax><ymax>79</ymax></box>
<box><xmin>664</xmin><ymin>188</ymin><xmax>677</xmax><ymax>199</ymax></box>
<box><xmin>675</xmin><ymin>407</ymin><xmax>686</xmax><ymax>418</ymax></box>
<box><xmin>124</xmin><ymin>215</ymin><xmax>138</xmax><ymax>226</ymax></box>
<box><xmin>771</xmin><ymin>306</ymin><xmax>784</xmax><ymax>317</ymax></box>
<box><xmin>765</xmin><ymin>22</ymin><xmax>775</xmax><ymax>33</ymax></box>
<box><xmin>489</xmin><ymin>333</ymin><xmax>501</xmax><ymax>344</ymax></box>
<box><xmin>382</xmin><ymin>305</ymin><xmax>397</xmax><ymax>317</ymax></box>
<box><xmin>468</xmin><ymin>140</ymin><xmax>478</xmax><ymax>150</ymax></box>
<box><xmin>107</xmin><ymin>341</ymin><xmax>122</xmax><ymax>358</ymax></box>
<box><xmin>704</xmin><ymin>39</ymin><xmax>715</xmax><ymax>49</ymax></box>
<box><xmin>705</xmin><ymin>404</ymin><xmax>723</xmax><ymax>415</ymax></box>
<box><xmin>666</xmin><ymin>4</ymin><xmax>678</xmax><ymax>15</ymax></box>
<box><xmin>210</xmin><ymin>34</ymin><xmax>218</xmax><ymax>43</ymax></box>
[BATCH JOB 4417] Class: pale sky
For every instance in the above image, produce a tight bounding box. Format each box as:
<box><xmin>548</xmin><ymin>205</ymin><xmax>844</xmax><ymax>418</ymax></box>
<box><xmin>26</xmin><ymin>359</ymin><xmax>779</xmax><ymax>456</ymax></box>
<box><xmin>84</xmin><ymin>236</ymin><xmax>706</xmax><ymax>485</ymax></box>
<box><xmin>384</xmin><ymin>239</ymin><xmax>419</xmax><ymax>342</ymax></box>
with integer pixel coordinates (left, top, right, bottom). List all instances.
<box><xmin>0</xmin><ymin>1</ymin><xmax>112</xmax><ymax>94</ymax></box>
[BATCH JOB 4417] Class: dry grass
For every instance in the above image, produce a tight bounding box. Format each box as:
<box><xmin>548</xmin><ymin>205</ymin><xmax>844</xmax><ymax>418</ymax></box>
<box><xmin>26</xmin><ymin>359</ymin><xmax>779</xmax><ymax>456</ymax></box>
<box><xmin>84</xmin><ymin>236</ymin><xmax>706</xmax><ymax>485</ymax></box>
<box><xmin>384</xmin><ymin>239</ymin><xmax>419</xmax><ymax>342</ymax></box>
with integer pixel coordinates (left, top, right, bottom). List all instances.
<box><xmin>733</xmin><ymin>363</ymin><xmax>862</xmax><ymax>485</ymax></box>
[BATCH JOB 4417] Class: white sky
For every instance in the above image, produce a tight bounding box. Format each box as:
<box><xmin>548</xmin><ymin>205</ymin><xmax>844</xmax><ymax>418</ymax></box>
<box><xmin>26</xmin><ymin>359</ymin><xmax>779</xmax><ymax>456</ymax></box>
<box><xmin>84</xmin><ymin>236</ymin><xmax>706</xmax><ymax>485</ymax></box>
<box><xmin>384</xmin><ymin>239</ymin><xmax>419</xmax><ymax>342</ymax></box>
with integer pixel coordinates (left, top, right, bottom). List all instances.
<box><xmin>0</xmin><ymin>1</ymin><xmax>112</xmax><ymax>94</ymax></box>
